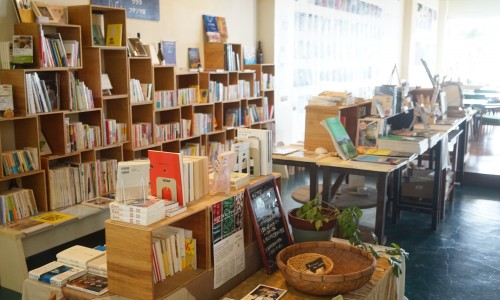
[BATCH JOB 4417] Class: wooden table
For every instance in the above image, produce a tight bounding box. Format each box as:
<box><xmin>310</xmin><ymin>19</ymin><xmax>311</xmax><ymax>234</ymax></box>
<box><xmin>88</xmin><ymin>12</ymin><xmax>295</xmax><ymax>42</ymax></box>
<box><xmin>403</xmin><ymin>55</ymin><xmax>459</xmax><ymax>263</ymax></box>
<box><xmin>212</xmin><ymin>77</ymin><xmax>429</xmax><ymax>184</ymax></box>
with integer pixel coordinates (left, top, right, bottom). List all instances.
<box><xmin>316</xmin><ymin>157</ymin><xmax>408</xmax><ymax>243</ymax></box>
<box><xmin>224</xmin><ymin>238</ymin><xmax>406</xmax><ymax>300</ymax></box>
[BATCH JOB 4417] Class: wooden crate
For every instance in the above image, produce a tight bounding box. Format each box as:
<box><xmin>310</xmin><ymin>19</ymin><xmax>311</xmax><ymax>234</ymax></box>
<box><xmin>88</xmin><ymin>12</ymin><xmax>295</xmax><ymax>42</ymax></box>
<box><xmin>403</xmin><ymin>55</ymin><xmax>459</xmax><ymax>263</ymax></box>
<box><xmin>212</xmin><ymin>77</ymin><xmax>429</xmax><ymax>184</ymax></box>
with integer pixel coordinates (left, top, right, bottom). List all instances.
<box><xmin>304</xmin><ymin>105</ymin><xmax>340</xmax><ymax>152</ymax></box>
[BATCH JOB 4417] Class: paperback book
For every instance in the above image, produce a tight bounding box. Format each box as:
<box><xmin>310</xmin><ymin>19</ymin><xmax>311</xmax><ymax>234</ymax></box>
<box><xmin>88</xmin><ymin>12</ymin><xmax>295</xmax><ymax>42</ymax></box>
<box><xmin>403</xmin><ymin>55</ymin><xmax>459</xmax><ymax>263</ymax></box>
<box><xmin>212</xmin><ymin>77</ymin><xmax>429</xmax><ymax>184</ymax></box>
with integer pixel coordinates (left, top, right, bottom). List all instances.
<box><xmin>66</xmin><ymin>273</ymin><xmax>108</xmax><ymax>296</ymax></box>
<box><xmin>203</xmin><ymin>15</ymin><xmax>221</xmax><ymax>42</ymax></box>
<box><xmin>161</xmin><ymin>41</ymin><xmax>176</xmax><ymax>65</ymax></box>
<box><xmin>320</xmin><ymin>116</ymin><xmax>357</xmax><ymax>160</ymax></box>
<box><xmin>56</xmin><ymin>245</ymin><xmax>105</xmax><ymax>269</ymax></box>
<box><xmin>31</xmin><ymin>211</ymin><xmax>76</xmax><ymax>225</ymax></box>
<box><xmin>148</xmin><ymin>150</ymin><xmax>185</xmax><ymax>205</ymax></box>
<box><xmin>241</xmin><ymin>284</ymin><xmax>287</xmax><ymax>300</ymax></box>
<box><xmin>188</xmin><ymin>47</ymin><xmax>201</xmax><ymax>69</ymax></box>
<box><xmin>28</xmin><ymin>261</ymin><xmax>86</xmax><ymax>287</ymax></box>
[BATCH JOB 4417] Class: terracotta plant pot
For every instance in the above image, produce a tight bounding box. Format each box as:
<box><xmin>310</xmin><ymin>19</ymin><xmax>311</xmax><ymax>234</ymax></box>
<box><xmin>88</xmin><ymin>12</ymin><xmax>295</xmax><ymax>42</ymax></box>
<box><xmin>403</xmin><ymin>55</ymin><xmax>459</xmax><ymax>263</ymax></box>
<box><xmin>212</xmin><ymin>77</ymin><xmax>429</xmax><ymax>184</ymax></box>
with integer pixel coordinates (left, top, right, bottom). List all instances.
<box><xmin>288</xmin><ymin>208</ymin><xmax>337</xmax><ymax>243</ymax></box>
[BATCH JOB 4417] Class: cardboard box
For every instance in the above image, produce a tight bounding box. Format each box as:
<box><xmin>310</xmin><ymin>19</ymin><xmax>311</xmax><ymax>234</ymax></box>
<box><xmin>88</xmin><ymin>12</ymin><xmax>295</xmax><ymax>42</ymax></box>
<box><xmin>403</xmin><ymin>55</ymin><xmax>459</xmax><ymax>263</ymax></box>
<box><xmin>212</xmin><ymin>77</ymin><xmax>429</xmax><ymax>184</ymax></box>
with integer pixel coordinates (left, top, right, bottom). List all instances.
<box><xmin>401</xmin><ymin>169</ymin><xmax>434</xmax><ymax>199</ymax></box>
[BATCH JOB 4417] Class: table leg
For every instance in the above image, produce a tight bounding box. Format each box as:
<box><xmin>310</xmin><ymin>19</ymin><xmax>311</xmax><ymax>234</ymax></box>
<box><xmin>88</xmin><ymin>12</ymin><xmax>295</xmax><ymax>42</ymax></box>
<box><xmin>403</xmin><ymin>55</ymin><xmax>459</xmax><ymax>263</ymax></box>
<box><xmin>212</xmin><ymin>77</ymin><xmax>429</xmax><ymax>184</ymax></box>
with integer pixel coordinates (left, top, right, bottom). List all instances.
<box><xmin>391</xmin><ymin>167</ymin><xmax>402</xmax><ymax>224</ymax></box>
<box><xmin>431</xmin><ymin>139</ymin><xmax>442</xmax><ymax>230</ymax></box>
<box><xmin>375</xmin><ymin>173</ymin><xmax>389</xmax><ymax>244</ymax></box>
<box><xmin>309</xmin><ymin>165</ymin><xmax>318</xmax><ymax>201</ymax></box>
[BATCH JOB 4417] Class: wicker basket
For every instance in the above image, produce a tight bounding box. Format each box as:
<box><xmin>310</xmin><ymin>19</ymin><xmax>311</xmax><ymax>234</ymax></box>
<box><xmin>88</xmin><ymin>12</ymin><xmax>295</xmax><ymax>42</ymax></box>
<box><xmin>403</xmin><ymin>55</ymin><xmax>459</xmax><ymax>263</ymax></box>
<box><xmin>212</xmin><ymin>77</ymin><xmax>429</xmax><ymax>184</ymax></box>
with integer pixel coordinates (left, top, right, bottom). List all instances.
<box><xmin>287</xmin><ymin>253</ymin><xmax>334</xmax><ymax>274</ymax></box>
<box><xmin>277</xmin><ymin>241</ymin><xmax>376</xmax><ymax>296</ymax></box>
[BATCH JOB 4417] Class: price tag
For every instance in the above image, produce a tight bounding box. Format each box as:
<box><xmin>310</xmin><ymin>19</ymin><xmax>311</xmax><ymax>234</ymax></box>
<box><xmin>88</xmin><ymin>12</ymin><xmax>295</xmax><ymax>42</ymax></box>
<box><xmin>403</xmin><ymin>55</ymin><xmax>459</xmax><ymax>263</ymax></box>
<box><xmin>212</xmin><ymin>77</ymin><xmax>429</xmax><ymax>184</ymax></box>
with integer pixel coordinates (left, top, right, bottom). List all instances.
<box><xmin>305</xmin><ymin>257</ymin><xmax>326</xmax><ymax>273</ymax></box>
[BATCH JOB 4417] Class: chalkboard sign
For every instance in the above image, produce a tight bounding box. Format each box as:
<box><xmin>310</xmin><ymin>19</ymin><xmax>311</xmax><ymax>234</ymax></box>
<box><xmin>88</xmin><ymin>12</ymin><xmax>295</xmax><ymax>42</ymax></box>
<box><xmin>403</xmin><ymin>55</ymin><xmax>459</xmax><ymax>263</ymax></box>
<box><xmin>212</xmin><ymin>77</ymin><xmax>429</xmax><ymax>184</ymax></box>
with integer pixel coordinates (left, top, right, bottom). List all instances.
<box><xmin>246</xmin><ymin>176</ymin><xmax>292</xmax><ymax>274</ymax></box>
<box><xmin>91</xmin><ymin>0</ymin><xmax>160</xmax><ymax>21</ymax></box>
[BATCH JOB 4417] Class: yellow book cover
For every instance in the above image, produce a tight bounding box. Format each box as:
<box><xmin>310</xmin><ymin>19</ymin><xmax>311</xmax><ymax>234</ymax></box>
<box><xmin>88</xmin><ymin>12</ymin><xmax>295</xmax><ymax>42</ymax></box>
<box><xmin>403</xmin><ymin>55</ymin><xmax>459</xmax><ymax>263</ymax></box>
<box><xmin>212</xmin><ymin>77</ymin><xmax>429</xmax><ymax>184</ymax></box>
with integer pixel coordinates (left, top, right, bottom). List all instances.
<box><xmin>106</xmin><ymin>24</ymin><xmax>123</xmax><ymax>46</ymax></box>
<box><xmin>32</xmin><ymin>211</ymin><xmax>77</xmax><ymax>224</ymax></box>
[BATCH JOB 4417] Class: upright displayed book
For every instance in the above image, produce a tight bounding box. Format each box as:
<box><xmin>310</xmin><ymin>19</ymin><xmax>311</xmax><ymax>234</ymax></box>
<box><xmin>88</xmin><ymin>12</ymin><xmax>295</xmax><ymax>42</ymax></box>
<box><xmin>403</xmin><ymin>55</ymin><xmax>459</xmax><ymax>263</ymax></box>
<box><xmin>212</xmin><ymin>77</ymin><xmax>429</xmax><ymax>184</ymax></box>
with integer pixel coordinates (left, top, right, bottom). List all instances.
<box><xmin>28</xmin><ymin>261</ymin><xmax>86</xmax><ymax>287</ymax></box>
<box><xmin>12</xmin><ymin>35</ymin><xmax>33</xmax><ymax>64</ymax></box>
<box><xmin>320</xmin><ymin>116</ymin><xmax>357</xmax><ymax>160</ymax></box>
<box><xmin>203</xmin><ymin>15</ymin><xmax>221</xmax><ymax>42</ymax></box>
<box><xmin>115</xmin><ymin>160</ymin><xmax>149</xmax><ymax>203</ymax></box>
<box><xmin>66</xmin><ymin>273</ymin><xmax>108</xmax><ymax>296</ymax></box>
<box><xmin>106</xmin><ymin>24</ymin><xmax>122</xmax><ymax>46</ymax></box>
<box><xmin>187</xmin><ymin>47</ymin><xmax>201</xmax><ymax>69</ymax></box>
<box><xmin>216</xmin><ymin>16</ymin><xmax>228</xmax><ymax>42</ymax></box>
<box><xmin>127</xmin><ymin>37</ymin><xmax>147</xmax><ymax>57</ymax></box>
<box><xmin>148</xmin><ymin>150</ymin><xmax>185</xmax><ymax>206</ymax></box>
<box><xmin>161</xmin><ymin>41</ymin><xmax>176</xmax><ymax>65</ymax></box>
<box><xmin>237</xmin><ymin>128</ymin><xmax>272</xmax><ymax>175</ymax></box>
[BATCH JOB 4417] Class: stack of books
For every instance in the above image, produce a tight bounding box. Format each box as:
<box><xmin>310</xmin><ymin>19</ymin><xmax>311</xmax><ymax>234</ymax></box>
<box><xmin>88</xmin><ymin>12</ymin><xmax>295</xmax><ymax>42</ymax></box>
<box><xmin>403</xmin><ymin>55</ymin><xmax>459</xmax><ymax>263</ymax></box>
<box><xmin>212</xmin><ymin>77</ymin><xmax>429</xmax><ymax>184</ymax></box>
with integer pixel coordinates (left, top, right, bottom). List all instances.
<box><xmin>65</xmin><ymin>273</ymin><xmax>108</xmax><ymax>296</ymax></box>
<box><xmin>109</xmin><ymin>197</ymin><xmax>168</xmax><ymax>226</ymax></box>
<box><xmin>377</xmin><ymin>134</ymin><xmax>429</xmax><ymax>154</ymax></box>
<box><xmin>28</xmin><ymin>261</ymin><xmax>86</xmax><ymax>287</ymax></box>
<box><xmin>56</xmin><ymin>245</ymin><xmax>106</xmax><ymax>271</ymax></box>
<box><xmin>87</xmin><ymin>252</ymin><xmax>108</xmax><ymax>277</ymax></box>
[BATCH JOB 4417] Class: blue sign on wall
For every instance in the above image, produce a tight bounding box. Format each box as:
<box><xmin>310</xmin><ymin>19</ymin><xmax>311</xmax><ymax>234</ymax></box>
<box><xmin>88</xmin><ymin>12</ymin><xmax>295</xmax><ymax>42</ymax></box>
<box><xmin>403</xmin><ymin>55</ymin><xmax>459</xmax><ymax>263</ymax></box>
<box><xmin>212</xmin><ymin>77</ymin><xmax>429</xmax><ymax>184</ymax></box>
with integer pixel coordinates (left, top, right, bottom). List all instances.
<box><xmin>92</xmin><ymin>0</ymin><xmax>160</xmax><ymax>21</ymax></box>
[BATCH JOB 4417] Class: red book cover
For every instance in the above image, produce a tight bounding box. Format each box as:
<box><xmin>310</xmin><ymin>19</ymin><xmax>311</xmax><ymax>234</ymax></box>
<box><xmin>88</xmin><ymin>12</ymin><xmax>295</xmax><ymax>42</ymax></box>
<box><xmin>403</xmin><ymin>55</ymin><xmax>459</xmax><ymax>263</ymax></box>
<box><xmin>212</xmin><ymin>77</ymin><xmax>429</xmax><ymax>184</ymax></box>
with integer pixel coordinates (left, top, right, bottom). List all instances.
<box><xmin>148</xmin><ymin>150</ymin><xmax>185</xmax><ymax>206</ymax></box>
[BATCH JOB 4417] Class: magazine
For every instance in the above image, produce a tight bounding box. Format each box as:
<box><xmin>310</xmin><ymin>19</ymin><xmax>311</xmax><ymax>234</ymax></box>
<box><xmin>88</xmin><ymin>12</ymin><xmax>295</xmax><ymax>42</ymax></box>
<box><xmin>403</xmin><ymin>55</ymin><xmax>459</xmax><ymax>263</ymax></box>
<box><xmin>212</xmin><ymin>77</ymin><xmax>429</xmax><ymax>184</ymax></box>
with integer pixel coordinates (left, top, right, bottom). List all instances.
<box><xmin>241</xmin><ymin>284</ymin><xmax>287</xmax><ymax>300</ymax></box>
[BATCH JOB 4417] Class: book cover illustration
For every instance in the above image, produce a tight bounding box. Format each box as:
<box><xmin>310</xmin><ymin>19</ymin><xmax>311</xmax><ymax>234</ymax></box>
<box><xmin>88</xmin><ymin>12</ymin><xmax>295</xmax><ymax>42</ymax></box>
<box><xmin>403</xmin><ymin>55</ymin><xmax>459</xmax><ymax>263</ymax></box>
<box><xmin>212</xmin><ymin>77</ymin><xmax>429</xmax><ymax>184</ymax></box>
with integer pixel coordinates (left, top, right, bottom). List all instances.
<box><xmin>203</xmin><ymin>15</ymin><xmax>221</xmax><ymax>42</ymax></box>
<box><xmin>127</xmin><ymin>37</ymin><xmax>147</xmax><ymax>57</ymax></box>
<box><xmin>66</xmin><ymin>273</ymin><xmax>108</xmax><ymax>296</ymax></box>
<box><xmin>12</xmin><ymin>35</ymin><xmax>33</xmax><ymax>64</ymax></box>
<box><xmin>106</xmin><ymin>24</ymin><xmax>122</xmax><ymax>46</ymax></box>
<box><xmin>0</xmin><ymin>84</ymin><xmax>14</xmax><ymax>110</ymax></box>
<box><xmin>241</xmin><ymin>284</ymin><xmax>287</xmax><ymax>300</ymax></box>
<box><xmin>31</xmin><ymin>211</ymin><xmax>76</xmax><ymax>224</ymax></box>
<box><xmin>216</xmin><ymin>16</ymin><xmax>228</xmax><ymax>43</ymax></box>
<box><xmin>243</xmin><ymin>46</ymin><xmax>256</xmax><ymax>65</ymax></box>
<box><xmin>148</xmin><ymin>150</ymin><xmax>185</xmax><ymax>205</ymax></box>
<box><xmin>320</xmin><ymin>116</ymin><xmax>357</xmax><ymax>160</ymax></box>
<box><xmin>188</xmin><ymin>47</ymin><xmax>201</xmax><ymax>69</ymax></box>
<box><xmin>356</xmin><ymin>119</ymin><xmax>379</xmax><ymax>148</ymax></box>
<box><xmin>161</xmin><ymin>41</ymin><xmax>176</xmax><ymax>65</ymax></box>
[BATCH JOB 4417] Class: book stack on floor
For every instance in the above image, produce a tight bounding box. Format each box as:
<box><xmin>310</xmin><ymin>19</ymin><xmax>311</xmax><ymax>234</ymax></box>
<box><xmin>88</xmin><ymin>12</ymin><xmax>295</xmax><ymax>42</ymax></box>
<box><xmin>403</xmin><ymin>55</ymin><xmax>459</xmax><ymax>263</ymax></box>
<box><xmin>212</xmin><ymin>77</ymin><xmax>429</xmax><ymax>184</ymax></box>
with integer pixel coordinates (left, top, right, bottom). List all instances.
<box><xmin>109</xmin><ymin>196</ymin><xmax>169</xmax><ymax>226</ymax></box>
<box><xmin>28</xmin><ymin>261</ymin><xmax>86</xmax><ymax>288</ymax></box>
<box><xmin>151</xmin><ymin>225</ymin><xmax>197</xmax><ymax>283</ymax></box>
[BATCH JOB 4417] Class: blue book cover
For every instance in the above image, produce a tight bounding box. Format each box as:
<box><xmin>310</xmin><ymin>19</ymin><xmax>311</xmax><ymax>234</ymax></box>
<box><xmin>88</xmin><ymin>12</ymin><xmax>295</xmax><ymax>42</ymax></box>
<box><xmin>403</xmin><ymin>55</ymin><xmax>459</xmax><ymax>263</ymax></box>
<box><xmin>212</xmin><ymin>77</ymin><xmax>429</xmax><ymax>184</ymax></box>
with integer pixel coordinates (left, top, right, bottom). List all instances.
<box><xmin>203</xmin><ymin>15</ymin><xmax>221</xmax><ymax>42</ymax></box>
<box><xmin>161</xmin><ymin>41</ymin><xmax>176</xmax><ymax>65</ymax></box>
<box><xmin>39</xmin><ymin>265</ymin><xmax>73</xmax><ymax>284</ymax></box>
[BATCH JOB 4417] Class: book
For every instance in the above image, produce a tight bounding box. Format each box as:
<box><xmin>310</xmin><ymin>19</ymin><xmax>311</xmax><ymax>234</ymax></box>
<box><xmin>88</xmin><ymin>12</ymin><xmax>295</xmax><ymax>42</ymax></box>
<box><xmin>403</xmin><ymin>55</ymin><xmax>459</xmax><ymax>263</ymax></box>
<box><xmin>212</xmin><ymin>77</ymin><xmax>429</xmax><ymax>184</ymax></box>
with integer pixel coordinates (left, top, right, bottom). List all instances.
<box><xmin>82</xmin><ymin>197</ymin><xmax>114</xmax><ymax>209</ymax></box>
<box><xmin>91</xmin><ymin>15</ymin><xmax>105</xmax><ymax>46</ymax></box>
<box><xmin>203</xmin><ymin>15</ymin><xmax>221</xmax><ymax>42</ymax></box>
<box><xmin>216</xmin><ymin>16</ymin><xmax>228</xmax><ymax>43</ymax></box>
<box><xmin>148</xmin><ymin>150</ymin><xmax>185</xmax><ymax>206</ymax></box>
<box><xmin>66</xmin><ymin>273</ymin><xmax>108</xmax><ymax>296</ymax></box>
<box><xmin>28</xmin><ymin>261</ymin><xmax>86</xmax><ymax>288</ymax></box>
<box><xmin>241</xmin><ymin>284</ymin><xmax>287</xmax><ymax>300</ymax></box>
<box><xmin>106</xmin><ymin>24</ymin><xmax>122</xmax><ymax>46</ymax></box>
<box><xmin>377</xmin><ymin>134</ymin><xmax>429</xmax><ymax>154</ymax></box>
<box><xmin>352</xmin><ymin>154</ymin><xmax>408</xmax><ymax>165</ymax></box>
<box><xmin>320</xmin><ymin>116</ymin><xmax>358</xmax><ymax>160</ymax></box>
<box><xmin>6</xmin><ymin>217</ymin><xmax>52</xmax><ymax>235</ymax></box>
<box><xmin>237</xmin><ymin>128</ymin><xmax>272</xmax><ymax>175</ymax></box>
<box><xmin>243</xmin><ymin>45</ymin><xmax>256</xmax><ymax>65</ymax></box>
<box><xmin>165</xmin><ymin>205</ymin><xmax>187</xmax><ymax>217</ymax></box>
<box><xmin>188</xmin><ymin>47</ymin><xmax>201</xmax><ymax>69</ymax></box>
<box><xmin>356</xmin><ymin>118</ymin><xmax>380</xmax><ymax>148</ymax></box>
<box><xmin>128</xmin><ymin>37</ymin><xmax>147</xmax><ymax>57</ymax></box>
<box><xmin>0</xmin><ymin>84</ymin><xmax>14</xmax><ymax>110</ymax></box>
<box><xmin>209</xmin><ymin>151</ymin><xmax>236</xmax><ymax>194</ymax></box>
<box><xmin>116</xmin><ymin>160</ymin><xmax>149</xmax><ymax>203</ymax></box>
<box><xmin>56</xmin><ymin>245</ymin><xmax>105</xmax><ymax>269</ymax></box>
<box><xmin>31</xmin><ymin>211</ymin><xmax>76</xmax><ymax>225</ymax></box>
<box><xmin>161</xmin><ymin>40</ymin><xmax>176</xmax><ymax>65</ymax></box>
<box><xmin>109</xmin><ymin>196</ymin><xmax>165</xmax><ymax>214</ymax></box>
<box><xmin>363</xmin><ymin>148</ymin><xmax>417</xmax><ymax>158</ymax></box>
<box><xmin>110</xmin><ymin>208</ymin><xmax>165</xmax><ymax>225</ymax></box>
<box><xmin>12</xmin><ymin>35</ymin><xmax>33</xmax><ymax>64</ymax></box>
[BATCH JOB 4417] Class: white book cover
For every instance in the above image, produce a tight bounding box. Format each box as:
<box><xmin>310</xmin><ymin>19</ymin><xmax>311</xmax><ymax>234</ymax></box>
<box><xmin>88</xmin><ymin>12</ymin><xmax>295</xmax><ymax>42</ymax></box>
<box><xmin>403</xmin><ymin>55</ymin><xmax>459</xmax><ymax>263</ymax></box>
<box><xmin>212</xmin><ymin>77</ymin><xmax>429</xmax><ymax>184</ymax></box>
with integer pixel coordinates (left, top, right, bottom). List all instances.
<box><xmin>116</xmin><ymin>160</ymin><xmax>149</xmax><ymax>203</ymax></box>
<box><xmin>237</xmin><ymin>128</ymin><xmax>272</xmax><ymax>175</ymax></box>
<box><xmin>29</xmin><ymin>261</ymin><xmax>86</xmax><ymax>287</ymax></box>
<box><xmin>56</xmin><ymin>245</ymin><xmax>105</xmax><ymax>268</ymax></box>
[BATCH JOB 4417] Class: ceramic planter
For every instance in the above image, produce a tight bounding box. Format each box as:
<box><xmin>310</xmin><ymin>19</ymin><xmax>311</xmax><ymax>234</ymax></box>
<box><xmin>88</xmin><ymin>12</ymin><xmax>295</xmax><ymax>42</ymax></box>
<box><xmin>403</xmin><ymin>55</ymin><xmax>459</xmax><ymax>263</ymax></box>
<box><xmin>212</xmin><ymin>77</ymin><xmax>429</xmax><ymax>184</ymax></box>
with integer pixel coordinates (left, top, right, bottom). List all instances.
<box><xmin>288</xmin><ymin>208</ymin><xmax>337</xmax><ymax>243</ymax></box>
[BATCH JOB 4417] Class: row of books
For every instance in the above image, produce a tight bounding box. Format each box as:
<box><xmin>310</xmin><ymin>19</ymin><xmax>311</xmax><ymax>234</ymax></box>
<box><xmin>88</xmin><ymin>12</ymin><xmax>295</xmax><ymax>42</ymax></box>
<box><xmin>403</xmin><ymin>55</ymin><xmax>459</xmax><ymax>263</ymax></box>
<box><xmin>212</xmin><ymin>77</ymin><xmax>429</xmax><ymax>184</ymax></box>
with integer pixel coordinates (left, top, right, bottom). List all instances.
<box><xmin>65</xmin><ymin>120</ymin><xmax>102</xmax><ymax>153</ymax></box>
<box><xmin>225</xmin><ymin>44</ymin><xmax>241</xmax><ymax>71</ymax></box>
<box><xmin>130</xmin><ymin>79</ymin><xmax>152</xmax><ymax>103</ymax></box>
<box><xmin>208</xmin><ymin>141</ymin><xmax>225</xmax><ymax>165</ymax></box>
<box><xmin>99</xmin><ymin>159</ymin><xmax>118</xmax><ymax>196</ymax></box>
<box><xmin>103</xmin><ymin>119</ymin><xmax>127</xmax><ymax>146</ymax></box>
<box><xmin>25</xmin><ymin>72</ymin><xmax>55</xmax><ymax>114</ymax></box>
<box><xmin>180</xmin><ymin>118</ymin><xmax>192</xmax><ymax>139</ymax></box>
<box><xmin>155</xmin><ymin>90</ymin><xmax>177</xmax><ymax>109</ymax></box>
<box><xmin>131</xmin><ymin>122</ymin><xmax>153</xmax><ymax>148</ymax></box>
<box><xmin>177</xmin><ymin>87</ymin><xmax>198</xmax><ymax>105</ymax></box>
<box><xmin>180</xmin><ymin>143</ymin><xmax>202</xmax><ymax>157</ymax></box>
<box><xmin>262</xmin><ymin>73</ymin><xmax>274</xmax><ymax>90</ymax></box>
<box><xmin>1</xmin><ymin>149</ymin><xmax>37</xmax><ymax>176</ymax></box>
<box><xmin>192</xmin><ymin>113</ymin><xmax>213</xmax><ymax>136</ymax></box>
<box><xmin>0</xmin><ymin>188</ymin><xmax>37</xmax><ymax>225</ymax></box>
<box><xmin>154</xmin><ymin>121</ymin><xmax>180</xmax><ymax>143</ymax></box>
<box><xmin>183</xmin><ymin>156</ymin><xmax>209</xmax><ymax>203</ymax></box>
<box><xmin>152</xmin><ymin>226</ymin><xmax>197</xmax><ymax>283</ymax></box>
<box><xmin>39</xmin><ymin>30</ymin><xmax>70</xmax><ymax>68</ymax></box>
<box><xmin>69</xmin><ymin>74</ymin><xmax>94</xmax><ymax>111</ymax></box>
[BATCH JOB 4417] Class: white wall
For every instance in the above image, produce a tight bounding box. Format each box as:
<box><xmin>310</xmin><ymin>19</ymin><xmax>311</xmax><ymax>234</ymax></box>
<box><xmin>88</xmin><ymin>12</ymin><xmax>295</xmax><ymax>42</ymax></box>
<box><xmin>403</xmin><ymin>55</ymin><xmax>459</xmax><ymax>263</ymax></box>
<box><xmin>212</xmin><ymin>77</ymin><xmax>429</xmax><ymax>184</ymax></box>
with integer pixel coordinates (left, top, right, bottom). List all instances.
<box><xmin>1</xmin><ymin>0</ymin><xmax>258</xmax><ymax>70</ymax></box>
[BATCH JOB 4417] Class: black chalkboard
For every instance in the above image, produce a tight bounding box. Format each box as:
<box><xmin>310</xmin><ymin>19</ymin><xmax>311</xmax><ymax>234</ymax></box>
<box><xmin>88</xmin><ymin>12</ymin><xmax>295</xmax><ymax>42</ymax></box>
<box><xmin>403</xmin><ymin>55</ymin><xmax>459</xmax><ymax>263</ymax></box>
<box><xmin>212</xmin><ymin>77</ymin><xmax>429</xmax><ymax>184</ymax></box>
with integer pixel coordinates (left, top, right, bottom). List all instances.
<box><xmin>246</xmin><ymin>176</ymin><xmax>292</xmax><ymax>274</ymax></box>
<box><xmin>92</xmin><ymin>0</ymin><xmax>159</xmax><ymax>21</ymax></box>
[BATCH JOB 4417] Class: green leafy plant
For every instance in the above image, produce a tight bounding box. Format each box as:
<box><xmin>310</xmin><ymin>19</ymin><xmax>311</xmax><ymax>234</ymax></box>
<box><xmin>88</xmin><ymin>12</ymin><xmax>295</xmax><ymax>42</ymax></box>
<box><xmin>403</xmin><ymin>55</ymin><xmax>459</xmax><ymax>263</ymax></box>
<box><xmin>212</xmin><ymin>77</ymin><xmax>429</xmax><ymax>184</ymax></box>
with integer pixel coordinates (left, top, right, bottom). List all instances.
<box><xmin>295</xmin><ymin>196</ymin><xmax>339</xmax><ymax>230</ymax></box>
<box><xmin>337</xmin><ymin>206</ymin><xmax>409</xmax><ymax>278</ymax></box>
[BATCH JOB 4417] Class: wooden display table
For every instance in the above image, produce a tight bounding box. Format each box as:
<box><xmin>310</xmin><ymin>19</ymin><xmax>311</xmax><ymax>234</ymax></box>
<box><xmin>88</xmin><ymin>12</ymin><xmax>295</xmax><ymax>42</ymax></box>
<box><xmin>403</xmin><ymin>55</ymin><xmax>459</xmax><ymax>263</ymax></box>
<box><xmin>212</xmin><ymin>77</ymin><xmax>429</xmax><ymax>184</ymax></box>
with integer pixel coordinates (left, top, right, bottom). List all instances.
<box><xmin>224</xmin><ymin>238</ymin><xmax>406</xmax><ymax>300</ymax></box>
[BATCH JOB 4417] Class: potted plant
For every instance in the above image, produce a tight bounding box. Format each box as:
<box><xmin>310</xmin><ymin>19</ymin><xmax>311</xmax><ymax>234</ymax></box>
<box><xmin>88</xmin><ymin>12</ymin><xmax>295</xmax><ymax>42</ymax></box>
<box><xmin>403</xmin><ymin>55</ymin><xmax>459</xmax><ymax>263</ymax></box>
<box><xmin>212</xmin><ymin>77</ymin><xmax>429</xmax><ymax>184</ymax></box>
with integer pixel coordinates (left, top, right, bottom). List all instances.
<box><xmin>288</xmin><ymin>195</ymin><xmax>339</xmax><ymax>243</ymax></box>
